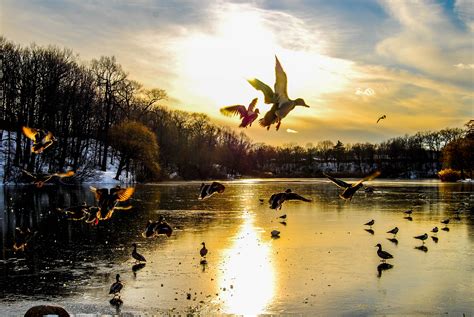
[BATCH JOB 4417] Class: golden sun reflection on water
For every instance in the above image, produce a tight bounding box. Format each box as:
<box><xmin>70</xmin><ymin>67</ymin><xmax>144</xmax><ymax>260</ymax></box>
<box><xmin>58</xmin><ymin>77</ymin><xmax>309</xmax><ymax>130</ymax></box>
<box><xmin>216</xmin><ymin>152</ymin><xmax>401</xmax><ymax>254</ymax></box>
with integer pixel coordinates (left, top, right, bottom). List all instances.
<box><xmin>218</xmin><ymin>214</ymin><xmax>275</xmax><ymax>315</ymax></box>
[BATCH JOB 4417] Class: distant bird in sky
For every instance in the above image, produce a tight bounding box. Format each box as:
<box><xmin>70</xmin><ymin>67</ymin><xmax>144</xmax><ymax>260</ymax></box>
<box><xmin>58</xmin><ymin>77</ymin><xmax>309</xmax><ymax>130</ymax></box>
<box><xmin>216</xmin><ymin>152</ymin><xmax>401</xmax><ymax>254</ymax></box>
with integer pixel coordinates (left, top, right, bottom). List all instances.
<box><xmin>364</xmin><ymin>219</ymin><xmax>375</xmax><ymax>228</ymax></box>
<box><xmin>387</xmin><ymin>227</ymin><xmax>399</xmax><ymax>236</ymax></box>
<box><xmin>22</xmin><ymin>169</ymin><xmax>74</xmax><ymax>188</ymax></box>
<box><xmin>220</xmin><ymin>98</ymin><xmax>260</xmax><ymax>128</ymax></box>
<box><xmin>200</xmin><ymin>242</ymin><xmax>208</xmax><ymax>258</ymax></box>
<box><xmin>109</xmin><ymin>274</ymin><xmax>123</xmax><ymax>298</ymax></box>
<box><xmin>131</xmin><ymin>243</ymin><xmax>146</xmax><ymax>263</ymax></box>
<box><xmin>414</xmin><ymin>233</ymin><xmax>428</xmax><ymax>244</ymax></box>
<box><xmin>248</xmin><ymin>56</ymin><xmax>309</xmax><ymax>131</ymax></box>
<box><xmin>199</xmin><ymin>182</ymin><xmax>225</xmax><ymax>200</ymax></box>
<box><xmin>376</xmin><ymin>115</ymin><xmax>386</xmax><ymax>123</ymax></box>
<box><xmin>324</xmin><ymin>171</ymin><xmax>381</xmax><ymax>200</ymax></box>
<box><xmin>90</xmin><ymin>186</ymin><xmax>135</xmax><ymax>220</ymax></box>
<box><xmin>22</xmin><ymin>126</ymin><xmax>57</xmax><ymax>154</ymax></box>
<box><xmin>375</xmin><ymin>244</ymin><xmax>393</xmax><ymax>262</ymax></box>
<box><xmin>269</xmin><ymin>189</ymin><xmax>311</xmax><ymax>210</ymax></box>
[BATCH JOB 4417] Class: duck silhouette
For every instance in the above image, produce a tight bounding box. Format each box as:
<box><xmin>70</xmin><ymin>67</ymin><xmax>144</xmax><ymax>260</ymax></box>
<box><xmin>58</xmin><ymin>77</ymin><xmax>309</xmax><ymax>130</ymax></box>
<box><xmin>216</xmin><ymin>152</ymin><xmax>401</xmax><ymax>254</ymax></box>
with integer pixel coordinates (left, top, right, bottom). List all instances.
<box><xmin>324</xmin><ymin>171</ymin><xmax>381</xmax><ymax>200</ymax></box>
<box><xmin>375</xmin><ymin>244</ymin><xmax>393</xmax><ymax>262</ymax></box>
<box><xmin>220</xmin><ymin>98</ymin><xmax>260</xmax><ymax>128</ymax></box>
<box><xmin>269</xmin><ymin>189</ymin><xmax>311</xmax><ymax>210</ymax></box>
<box><xmin>248</xmin><ymin>56</ymin><xmax>309</xmax><ymax>131</ymax></box>
<box><xmin>200</xmin><ymin>242</ymin><xmax>208</xmax><ymax>258</ymax></box>
<box><xmin>414</xmin><ymin>233</ymin><xmax>428</xmax><ymax>244</ymax></box>
<box><xmin>22</xmin><ymin>126</ymin><xmax>57</xmax><ymax>154</ymax></box>
<box><xmin>199</xmin><ymin>182</ymin><xmax>225</xmax><ymax>200</ymax></box>
<box><xmin>387</xmin><ymin>227</ymin><xmax>399</xmax><ymax>236</ymax></box>
<box><xmin>109</xmin><ymin>274</ymin><xmax>123</xmax><ymax>299</ymax></box>
<box><xmin>131</xmin><ymin>243</ymin><xmax>146</xmax><ymax>263</ymax></box>
<box><xmin>90</xmin><ymin>186</ymin><xmax>134</xmax><ymax>220</ymax></box>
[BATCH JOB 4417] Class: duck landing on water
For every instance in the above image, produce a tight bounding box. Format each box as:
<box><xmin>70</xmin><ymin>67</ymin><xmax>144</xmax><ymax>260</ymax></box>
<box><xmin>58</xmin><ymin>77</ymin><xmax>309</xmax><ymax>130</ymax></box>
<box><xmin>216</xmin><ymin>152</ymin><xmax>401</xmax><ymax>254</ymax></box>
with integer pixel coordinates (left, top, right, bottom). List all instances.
<box><xmin>324</xmin><ymin>171</ymin><xmax>381</xmax><ymax>200</ymax></box>
<box><xmin>199</xmin><ymin>182</ymin><xmax>225</xmax><ymax>200</ymax></box>
<box><xmin>269</xmin><ymin>189</ymin><xmax>311</xmax><ymax>210</ymax></box>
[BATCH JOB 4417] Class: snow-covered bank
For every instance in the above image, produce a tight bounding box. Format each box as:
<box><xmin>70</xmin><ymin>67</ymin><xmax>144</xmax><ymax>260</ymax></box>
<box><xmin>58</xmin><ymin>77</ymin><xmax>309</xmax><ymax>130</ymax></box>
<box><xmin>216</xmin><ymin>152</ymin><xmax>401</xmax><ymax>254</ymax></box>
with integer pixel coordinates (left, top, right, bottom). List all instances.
<box><xmin>0</xmin><ymin>130</ymin><xmax>135</xmax><ymax>185</ymax></box>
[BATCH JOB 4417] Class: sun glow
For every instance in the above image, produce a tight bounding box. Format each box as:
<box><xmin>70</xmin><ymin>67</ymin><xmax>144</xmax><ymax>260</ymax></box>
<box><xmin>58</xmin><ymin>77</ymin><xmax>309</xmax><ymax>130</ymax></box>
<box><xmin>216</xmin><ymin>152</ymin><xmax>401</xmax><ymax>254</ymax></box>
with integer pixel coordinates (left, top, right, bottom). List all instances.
<box><xmin>218</xmin><ymin>214</ymin><xmax>275</xmax><ymax>315</ymax></box>
<box><xmin>171</xmin><ymin>3</ymin><xmax>355</xmax><ymax>120</ymax></box>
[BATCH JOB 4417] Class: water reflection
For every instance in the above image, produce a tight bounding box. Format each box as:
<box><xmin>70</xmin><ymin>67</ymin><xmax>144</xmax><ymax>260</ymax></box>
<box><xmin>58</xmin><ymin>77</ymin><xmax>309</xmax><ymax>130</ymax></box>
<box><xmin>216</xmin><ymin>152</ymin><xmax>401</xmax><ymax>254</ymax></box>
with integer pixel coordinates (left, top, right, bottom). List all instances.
<box><xmin>415</xmin><ymin>245</ymin><xmax>428</xmax><ymax>252</ymax></box>
<box><xmin>377</xmin><ymin>263</ymin><xmax>394</xmax><ymax>278</ymax></box>
<box><xmin>218</xmin><ymin>215</ymin><xmax>275</xmax><ymax>315</ymax></box>
<box><xmin>365</xmin><ymin>228</ymin><xmax>375</xmax><ymax>235</ymax></box>
<box><xmin>387</xmin><ymin>238</ymin><xmax>398</xmax><ymax>245</ymax></box>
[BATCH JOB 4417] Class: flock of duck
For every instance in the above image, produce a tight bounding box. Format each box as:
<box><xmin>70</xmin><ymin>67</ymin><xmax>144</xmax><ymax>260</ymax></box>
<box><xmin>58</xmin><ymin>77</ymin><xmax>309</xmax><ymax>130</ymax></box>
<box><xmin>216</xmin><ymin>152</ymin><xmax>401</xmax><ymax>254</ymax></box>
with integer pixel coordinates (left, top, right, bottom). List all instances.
<box><xmin>220</xmin><ymin>56</ymin><xmax>386</xmax><ymax>130</ymax></box>
<box><xmin>364</xmin><ymin>208</ymin><xmax>458</xmax><ymax>277</ymax></box>
<box><xmin>9</xmin><ymin>57</ymin><xmax>464</xmax><ymax>312</ymax></box>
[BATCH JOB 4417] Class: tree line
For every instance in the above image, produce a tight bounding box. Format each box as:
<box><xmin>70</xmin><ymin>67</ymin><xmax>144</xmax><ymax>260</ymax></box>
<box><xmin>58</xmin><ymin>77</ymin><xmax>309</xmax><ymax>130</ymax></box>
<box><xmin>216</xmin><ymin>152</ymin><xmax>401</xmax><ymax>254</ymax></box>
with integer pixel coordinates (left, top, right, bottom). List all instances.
<box><xmin>0</xmin><ymin>37</ymin><xmax>471</xmax><ymax>182</ymax></box>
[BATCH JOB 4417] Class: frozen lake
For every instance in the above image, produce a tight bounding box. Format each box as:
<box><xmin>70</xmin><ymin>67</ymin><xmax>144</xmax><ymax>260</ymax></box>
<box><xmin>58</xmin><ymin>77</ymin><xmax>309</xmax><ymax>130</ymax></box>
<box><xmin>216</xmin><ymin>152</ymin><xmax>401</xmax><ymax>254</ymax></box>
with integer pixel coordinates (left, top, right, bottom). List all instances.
<box><xmin>0</xmin><ymin>179</ymin><xmax>473</xmax><ymax>315</ymax></box>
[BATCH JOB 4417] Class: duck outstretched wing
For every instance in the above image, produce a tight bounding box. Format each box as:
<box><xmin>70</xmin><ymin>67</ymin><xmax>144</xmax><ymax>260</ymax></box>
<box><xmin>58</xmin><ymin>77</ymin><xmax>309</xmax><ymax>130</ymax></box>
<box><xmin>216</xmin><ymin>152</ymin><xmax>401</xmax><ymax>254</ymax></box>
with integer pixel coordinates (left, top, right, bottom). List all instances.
<box><xmin>111</xmin><ymin>187</ymin><xmax>135</xmax><ymax>202</ymax></box>
<box><xmin>220</xmin><ymin>105</ymin><xmax>247</xmax><ymax>118</ymax></box>
<box><xmin>352</xmin><ymin>171</ymin><xmax>381</xmax><ymax>188</ymax></box>
<box><xmin>248</xmin><ymin>98</ymin><xmax>258</xmax><ymax>112</ymax></box>
<box><xmin>323</xmin><ymin>173</ymin><xmax>351</xmax><ymax>189</ymax></box>
<box><xmin>274</xmin><ymin>56</ymin><xmax>289</xmax><ymax>103</ymax></box>
<box><xmin>247</xmin><ymin>78</ymin><xmax>275</xmax><ymax>104</ymax></box>
<box><xmin>22</xmin><ymin>126</ymin><xmax>38</xmax><ymax>141</ymax></box>
<box><xmin>210</xmin><ymin>182</ymin><xmax>225</xmax><ymax>193</ymax></box>
<box><xmin>285</xmin><ymin>192</ymin><xmax>311</xmax><ymax>202</ymax></box>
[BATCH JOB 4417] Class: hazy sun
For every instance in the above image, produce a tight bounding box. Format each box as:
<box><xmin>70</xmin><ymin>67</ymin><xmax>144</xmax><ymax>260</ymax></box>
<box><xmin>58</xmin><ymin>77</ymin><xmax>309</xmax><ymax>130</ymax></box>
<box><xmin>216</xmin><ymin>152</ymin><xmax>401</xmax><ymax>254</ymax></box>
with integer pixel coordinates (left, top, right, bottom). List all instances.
<box><xmin>172</xmin><ymin>3</ymin><xmax>355</xmax><ymax>119</ymax></box>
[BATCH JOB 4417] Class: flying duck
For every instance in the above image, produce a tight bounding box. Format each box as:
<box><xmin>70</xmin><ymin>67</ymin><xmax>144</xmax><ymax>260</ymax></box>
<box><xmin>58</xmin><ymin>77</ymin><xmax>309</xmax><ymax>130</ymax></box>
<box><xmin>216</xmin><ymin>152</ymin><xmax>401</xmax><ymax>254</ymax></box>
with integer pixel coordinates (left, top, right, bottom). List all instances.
<box><xmin>22</xmin><ymin>169</ymin><xmax>74</xmax><ymax>188</ymax></box>
<box><xmin>22</xmin><ymin>126</ymin><xmax>57</xmax><ymax>154</ymax></box>
<box><xmin>109</xmin><ymin>274</ymin><xmax>123</xmax><ymax>298</ymax></box>
<box><xmin>324</xmin><ymin>171</ymin><xmax>381</xmax><ymax>200</ymax></box>
<box><xmin>220</xmin><ymin>98</ymin><xmax>260</xmax><ymax>128</ymax></box>
<box><xmin>269</xmin><ymin>189</ymin><xmax>311</xmax><ymax>210</ymax></box>
<box><xmin>131</xmin><ymin>243</ymin><xmax>146</xmax><ymax>263</ymax></box>
<box><xmin>248</xmin><ymin>56</ymin><xmax>309</xmax><ymax>131</ymax></box>
<box><xmin>375</xmin><ymin>244</ymin><xmax>393</xmax><ymax>262</ymax></box>
<box><xmin>198</xmin><ymin>182</ymin><xmax>225</xmax><ymax>200</ymax></box>
<box><xmin>200</xmin><ymin>242</ymin><xmax>208</xmax><ymax>258</ymax></box>
<box><xmin>90</xmin><ymin>186</ymin><xmax>135</xmax><ymax>219</ymax></box>
<box><xmin>414</xmin><ymin>233</ymin><xmax>428</xmax><ymax>244</ymax></box>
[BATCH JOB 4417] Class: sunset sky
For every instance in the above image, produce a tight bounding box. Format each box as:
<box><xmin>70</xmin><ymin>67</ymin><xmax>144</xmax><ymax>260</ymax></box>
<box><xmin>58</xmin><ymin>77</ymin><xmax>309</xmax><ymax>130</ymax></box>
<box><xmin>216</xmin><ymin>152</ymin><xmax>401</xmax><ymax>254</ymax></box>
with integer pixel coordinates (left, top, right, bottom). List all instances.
<box><xmin>3</xmin><ymin>0</ymin><xmax>473</xmax><ymax>146</ymax></box>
